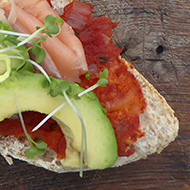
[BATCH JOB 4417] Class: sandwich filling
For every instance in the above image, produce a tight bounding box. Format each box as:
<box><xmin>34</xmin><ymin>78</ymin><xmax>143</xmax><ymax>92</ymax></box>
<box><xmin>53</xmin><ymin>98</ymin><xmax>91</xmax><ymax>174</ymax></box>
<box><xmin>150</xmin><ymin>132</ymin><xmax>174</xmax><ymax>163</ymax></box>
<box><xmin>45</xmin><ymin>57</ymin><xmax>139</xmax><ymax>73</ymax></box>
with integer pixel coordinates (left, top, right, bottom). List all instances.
<box><xmin>60</xmin><ymin>0</ymin><xmax>147</xmax><ymax>156</ymax></box>
<box><xmin>0</xmin><ymin>0</ymin><xmax>147</xmax><ymax>172</ymax></box>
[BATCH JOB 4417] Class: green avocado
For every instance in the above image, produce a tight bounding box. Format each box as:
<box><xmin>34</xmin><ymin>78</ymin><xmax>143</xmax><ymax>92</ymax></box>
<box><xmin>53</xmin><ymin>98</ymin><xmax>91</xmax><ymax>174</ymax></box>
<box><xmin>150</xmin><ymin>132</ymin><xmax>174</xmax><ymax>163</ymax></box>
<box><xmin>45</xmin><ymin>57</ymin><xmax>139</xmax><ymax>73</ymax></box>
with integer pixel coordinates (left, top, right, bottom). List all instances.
<box><xmin>0</xmin><ymin>71</ymin><xmax>118</xmax><ymax>170</ymax></box>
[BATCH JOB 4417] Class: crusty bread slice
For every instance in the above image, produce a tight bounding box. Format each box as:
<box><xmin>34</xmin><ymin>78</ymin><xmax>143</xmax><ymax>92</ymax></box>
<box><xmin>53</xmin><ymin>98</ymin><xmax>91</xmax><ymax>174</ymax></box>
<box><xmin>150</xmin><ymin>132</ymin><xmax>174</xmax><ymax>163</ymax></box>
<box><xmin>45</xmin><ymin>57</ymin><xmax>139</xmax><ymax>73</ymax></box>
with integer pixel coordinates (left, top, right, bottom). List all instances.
<box><xmin>114</xmin><ymin>59</ymin><xmax>179</xmax><ymax>167</ymax></box>
<box><xmin>0</xmin><ymin>57</ymin><xmax>179</xmax><ymax>172</ymax></box>
<box><xmin>0</xmin><ymin>0</ymin><xmax>179</xmax><ymax>172</ymax></box>
<box><xmin>0</xmin><ymin>136</ymin><xmax>67</xmax><ymax>173</ymax></box>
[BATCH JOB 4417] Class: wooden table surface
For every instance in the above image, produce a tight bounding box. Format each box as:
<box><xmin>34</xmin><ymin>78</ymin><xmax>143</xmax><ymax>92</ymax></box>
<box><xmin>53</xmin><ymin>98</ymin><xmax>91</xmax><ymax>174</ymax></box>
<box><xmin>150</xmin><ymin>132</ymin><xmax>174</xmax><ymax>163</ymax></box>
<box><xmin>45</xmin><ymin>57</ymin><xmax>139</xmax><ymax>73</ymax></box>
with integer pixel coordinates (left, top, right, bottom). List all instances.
<box><xmin>0</xmin><ymin>0</ymin><xmax>190</xmax><ymax>189</ymax></box>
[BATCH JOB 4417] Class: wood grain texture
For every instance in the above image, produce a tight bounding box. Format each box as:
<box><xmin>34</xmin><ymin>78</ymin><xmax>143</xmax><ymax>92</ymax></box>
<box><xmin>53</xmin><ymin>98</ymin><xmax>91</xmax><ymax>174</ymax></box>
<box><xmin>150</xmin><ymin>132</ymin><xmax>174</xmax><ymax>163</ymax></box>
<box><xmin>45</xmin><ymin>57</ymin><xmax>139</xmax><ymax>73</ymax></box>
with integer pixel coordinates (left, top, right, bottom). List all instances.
<box><xmin>0</xmin><ymin>0</ymin><xmax>190</xmax><ymax>189</ymax></box>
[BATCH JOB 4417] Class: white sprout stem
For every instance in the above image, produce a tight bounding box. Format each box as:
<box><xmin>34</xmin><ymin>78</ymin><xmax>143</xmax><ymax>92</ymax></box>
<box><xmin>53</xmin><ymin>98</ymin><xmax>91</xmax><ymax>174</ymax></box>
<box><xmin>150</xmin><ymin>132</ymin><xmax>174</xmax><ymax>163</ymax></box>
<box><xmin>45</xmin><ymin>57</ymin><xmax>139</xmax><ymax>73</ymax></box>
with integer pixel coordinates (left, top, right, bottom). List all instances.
<box><xmin>0</xmin><ymin>30</ymin><xmax>44</xmax><ymax>40</ymax></box>
<box><xmin>17</xmin><ymin>35</ymin><xmax>44</xmax><ymax>42</ymax></box>
<box><xmin>25</xmin><ymin>59</ymin><xmax>51</xmax><ymax>83</ymax></box>
<box><xmin>63</xmin><ymin>91</ymin><xmax>87</xmax><ymax>177</ymax></box>
<box><xmin>0</xmin><ymin>45</ymin><xmax>17</xmax><ymax>54</ymax></box>
<box><xmin>14</xmin><ymin>94</ymin><xmax>33</xmax><ymax>144</ymax></box>
<box><xmin>78</xmin><ymin>83</ymin><xmax>99</xmax><ymax>97</ymax></box>
<box><xmin>18</xmin><ymin>27</ymin><xmax>45</xmax><ymax>47</ymax></box>
<box><xmin>74</xmin><ymin>101</ymin><xmax>88</xmax><ymax>166</ymax></box>
<box><xmin>0</xmin><ymin>29</ymin><xmax>30</xmax><ymax>37</ymax></box>
<box><xmin>32</xmin><ymin>101</ymin><xmax>68</xmax><ymax>132</ymax></box>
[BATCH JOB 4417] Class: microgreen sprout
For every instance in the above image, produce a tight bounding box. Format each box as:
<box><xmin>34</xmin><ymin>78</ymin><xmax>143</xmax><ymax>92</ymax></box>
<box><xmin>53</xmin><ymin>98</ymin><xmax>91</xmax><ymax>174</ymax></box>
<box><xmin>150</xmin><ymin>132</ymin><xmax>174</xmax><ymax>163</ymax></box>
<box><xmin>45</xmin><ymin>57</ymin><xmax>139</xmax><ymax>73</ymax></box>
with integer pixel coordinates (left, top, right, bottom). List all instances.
<box><xmin>17</xmin><ymin>15</ymin><xmax>63</xmax><ymax>47</ymax></box>
<box><xmin>99</xmin><ymin>68</ymin><xmax>109</xmax><ymax>79</ymax></box>
<box><xmin>32</xmin><ymin>79</ymin><xmax>73</xmax><ymax>132</ymax></box>
<box><xmin>0</xmin><ymin>15</ymin><xmax>63</xmax><ymax>71</ymax></box>
<box><xmin>14</xmin><ymin>94</ymin><xmax>47</xmax><ymax>159</ymax></box>
<box><xmin>31</xmin><ymin>101</ymin><xmax>68</xmax><ymax>132</ymax></box>
<box><xmin>78</xmin><ymin>69</ymin><xmax>109</xmax><ymax>97</ymax></box>
<box><xmin>32</xmin><ymin>76</ymin><xmax>88</xmax><ymax>177</ymax></box>
<box><xmin>30</xmin><ymin>44</ymin><xmax>46</xmax><ymax>64</ymax></box>
<box><xmin>62</xmin><ymin>89</ymin><xmax>87</xmax><ymax>177</ymax></box>
<box><xmin>85</xmin><ymin>71</ymin><xmax>90</xmax><ymax>80</ymax></box>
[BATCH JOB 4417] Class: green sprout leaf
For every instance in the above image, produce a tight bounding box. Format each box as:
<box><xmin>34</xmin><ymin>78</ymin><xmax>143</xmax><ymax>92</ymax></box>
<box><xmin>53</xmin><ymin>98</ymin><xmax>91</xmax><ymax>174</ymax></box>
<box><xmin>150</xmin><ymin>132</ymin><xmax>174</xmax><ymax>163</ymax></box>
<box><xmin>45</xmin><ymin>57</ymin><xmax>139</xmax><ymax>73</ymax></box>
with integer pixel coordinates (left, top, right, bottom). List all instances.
<box><xmin>49</xmin><ymin>86</ymin><xmax>62</xmax><ymax>97</ymax></box>
<box><xmin>16</xmin><ymin>48</ymin><xmax>31</xmax><ymax>71</ymax></box>
<box><xmin>44</xmin><ymin>15</ymin><xmax>56</xmax><ymax>26</ymax></box>
<box><xmin>97</xmin><ymin>78</ymin><xmax>108</xmax><ymax>87</ymax></box>
<box><xmin>55</xmin><ymin>16</ymin><xmax>64</xmax><ymax>26</ymax></box>
<box><xmin>0</xmin><ymin>21</ymin><xmax>11</xmax><ymax>30</ymax></box>
<box><xmin>59</xmin><ymin>80</ymin><xmax>70</xmax><ymax>92</ymax></box>
<box><xmin>25</xmin><ymin>145</ymin><xmax>46</xmax><ymax>159</ymax></box>
<box><xmin>35</xmin><ymin>141</ymin><xmax>48</xmax><ymax>150</ymax></box>
<box><xmin>15</xmin><ymin>94</ymin><xmax>47</xmax><ymax>160</ymax></box>
<box><xmin>99</xmin><ymin>68</ymin><xmax>109</xmax><ymax>79</ymax></box>
<box><xmin>47</xmin><ymin>25</ymin><xmax>59</xmax><ymax>35</ymax></box>
<box><xmin>41</xmin><ymin>78</ymin><xmax>50</xmax><ymax>88</ymax></box>
<box><xmin>4</xmin><ymin>35</ymin><xmax>19</xmax><ymax>46</ymax></box>
<box><xmin>46</xmin><ymin>79</ymin><xmax>72</xmax><ymax>97</ymax></box>
<box><xmin>40</xmin><ymin>15</ymin><xmax>64</xmax><ymax>37</ymax></box>
<box><xmin>85</xmin><ymin>71</ymin><xmax>90</xmax><ymax>80</ymax></box>
<box><xmin>78</xmin><ymin>69</ymin><xmax>109</xmax><ymax>97</ymax></box>
<box><xmin>31</xmin><ymin>45</ymin><xmax>46</xmax><ymax>63</ymax></box>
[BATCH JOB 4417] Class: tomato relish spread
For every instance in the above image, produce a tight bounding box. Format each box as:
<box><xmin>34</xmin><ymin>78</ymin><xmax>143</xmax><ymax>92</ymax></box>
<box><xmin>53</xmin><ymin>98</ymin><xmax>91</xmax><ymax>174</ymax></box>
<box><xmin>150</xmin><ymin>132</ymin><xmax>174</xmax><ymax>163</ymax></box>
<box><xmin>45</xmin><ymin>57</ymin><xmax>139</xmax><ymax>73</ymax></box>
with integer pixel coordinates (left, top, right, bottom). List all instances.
<box><xmin>0</xmin><ymin>112</ymin><xmax>66</xmax><ymax>159</ymax></box>
<box><xmin>62</xmin><ymin>0</ymin><xmax>147</xmax><ymax>156</ymax></box>
<box><xmin>0</xmin><ymin>0</ymin><xmax>147</xmax><ymax>159</ymax></box>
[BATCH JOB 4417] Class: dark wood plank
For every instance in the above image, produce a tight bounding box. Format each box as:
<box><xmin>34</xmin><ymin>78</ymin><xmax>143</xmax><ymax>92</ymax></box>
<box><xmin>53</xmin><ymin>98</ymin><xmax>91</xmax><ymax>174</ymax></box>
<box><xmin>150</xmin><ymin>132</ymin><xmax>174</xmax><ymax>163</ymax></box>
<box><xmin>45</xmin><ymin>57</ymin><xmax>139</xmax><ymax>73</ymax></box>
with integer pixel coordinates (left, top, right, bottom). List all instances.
<box><xmin>0</xmin><ymin>0</ymin><xmax>190</xmax><ymax>189</ymax></box>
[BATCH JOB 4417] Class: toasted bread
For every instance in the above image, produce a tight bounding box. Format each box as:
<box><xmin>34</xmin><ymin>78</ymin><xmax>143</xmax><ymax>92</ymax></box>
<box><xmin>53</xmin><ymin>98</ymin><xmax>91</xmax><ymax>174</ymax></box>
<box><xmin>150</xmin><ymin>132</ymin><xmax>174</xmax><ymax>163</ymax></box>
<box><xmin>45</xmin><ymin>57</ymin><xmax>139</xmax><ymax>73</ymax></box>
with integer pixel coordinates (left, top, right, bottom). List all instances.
<box><xmin>0</xmin><ymin>0</ymin><xmax>179</xmax><ymax>173</ymax></box>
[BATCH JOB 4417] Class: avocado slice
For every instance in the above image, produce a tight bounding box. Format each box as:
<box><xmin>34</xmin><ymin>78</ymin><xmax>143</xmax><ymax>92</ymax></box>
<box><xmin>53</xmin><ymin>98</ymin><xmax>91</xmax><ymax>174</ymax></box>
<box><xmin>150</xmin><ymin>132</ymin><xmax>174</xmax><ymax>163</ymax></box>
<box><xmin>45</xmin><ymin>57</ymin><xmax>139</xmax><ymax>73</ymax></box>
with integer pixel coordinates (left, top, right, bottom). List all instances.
<box><xmin>0</xmin><ymin>70</ymin><xmax>118</xmax><ymax>170</ymax></box>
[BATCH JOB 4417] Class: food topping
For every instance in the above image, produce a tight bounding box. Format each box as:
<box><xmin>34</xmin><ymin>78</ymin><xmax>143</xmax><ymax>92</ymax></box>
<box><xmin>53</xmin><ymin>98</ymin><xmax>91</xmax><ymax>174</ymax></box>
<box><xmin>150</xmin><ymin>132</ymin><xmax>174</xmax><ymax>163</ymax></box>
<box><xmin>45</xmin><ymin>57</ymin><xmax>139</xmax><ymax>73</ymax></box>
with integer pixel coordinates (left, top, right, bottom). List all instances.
<box><xmin>60</xmin><ymin>0</ymin><xmax>147</xmax><ymax>156</ymax></box>
<box><xmin>1</xmin><ymin>0</ymin><xmax>88</xmax><ymax>82</ymax></box>
<box><xmin>0</xmin><ymin>111</ymin><xmax>67</xmax><ymax>159</ymax></box>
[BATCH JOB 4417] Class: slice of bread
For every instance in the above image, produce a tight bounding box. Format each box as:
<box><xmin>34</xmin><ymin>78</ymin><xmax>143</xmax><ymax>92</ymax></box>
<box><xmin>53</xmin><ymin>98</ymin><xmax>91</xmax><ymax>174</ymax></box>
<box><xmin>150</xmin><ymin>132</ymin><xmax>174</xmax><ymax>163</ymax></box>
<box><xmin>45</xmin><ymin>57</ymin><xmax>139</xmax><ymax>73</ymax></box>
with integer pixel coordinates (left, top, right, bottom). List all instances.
<box><xmin>114</xmin><ymin>59</ymin><xmax>179</xmax><ymax>167</ymax></box>
<box><xmin>0</xmin><ymin>57</ymin><xmax>179</xmax><ymax>172</ymax></box>
<box><xmin>0</xmin><ymin>0</ymin><xmax>179</xmax><ymax>172</ymax></box>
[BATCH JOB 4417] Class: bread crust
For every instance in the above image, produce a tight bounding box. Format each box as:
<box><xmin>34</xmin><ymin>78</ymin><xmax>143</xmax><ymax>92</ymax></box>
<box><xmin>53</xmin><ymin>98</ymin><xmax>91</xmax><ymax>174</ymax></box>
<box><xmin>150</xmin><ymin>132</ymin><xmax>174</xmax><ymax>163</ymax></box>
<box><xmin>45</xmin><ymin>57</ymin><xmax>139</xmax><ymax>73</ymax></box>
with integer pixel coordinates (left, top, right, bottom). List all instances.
<box><xmin>113</xmin><ymin>59</ymin><xmax>179</xmax><ymax>167</ymax></box>
<box><xmin>0</xmin><ymin>0</ymin><xmax>179</xmax><ymax>172</ymax></box>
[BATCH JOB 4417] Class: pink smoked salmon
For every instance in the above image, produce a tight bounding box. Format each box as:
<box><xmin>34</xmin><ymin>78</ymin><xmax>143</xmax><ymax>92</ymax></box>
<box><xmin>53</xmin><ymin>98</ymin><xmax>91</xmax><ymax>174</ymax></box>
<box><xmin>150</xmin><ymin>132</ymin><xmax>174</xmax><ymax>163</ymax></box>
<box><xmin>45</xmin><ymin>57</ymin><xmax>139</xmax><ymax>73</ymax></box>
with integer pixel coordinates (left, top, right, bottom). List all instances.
<box><xmin>0</xmin><ymin>0</ymin><xmax>88</xmax><ymax>82</ymax></box>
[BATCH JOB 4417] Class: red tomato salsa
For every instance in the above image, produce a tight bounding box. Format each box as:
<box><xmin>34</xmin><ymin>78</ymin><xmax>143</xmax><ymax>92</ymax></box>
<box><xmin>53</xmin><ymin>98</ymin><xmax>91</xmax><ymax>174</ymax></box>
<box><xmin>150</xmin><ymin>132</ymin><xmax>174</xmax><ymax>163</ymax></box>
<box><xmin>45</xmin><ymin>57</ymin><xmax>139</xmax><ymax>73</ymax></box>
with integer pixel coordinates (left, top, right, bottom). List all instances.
<box><xmin>62</xmin><ymin>0</ymin><xmax>147</xmax><ymax>156</ymax></box>
<box><xmin>0</xmin><ymin>111</ymin><xmax>66</xmax><ymax>159</ymax></box>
